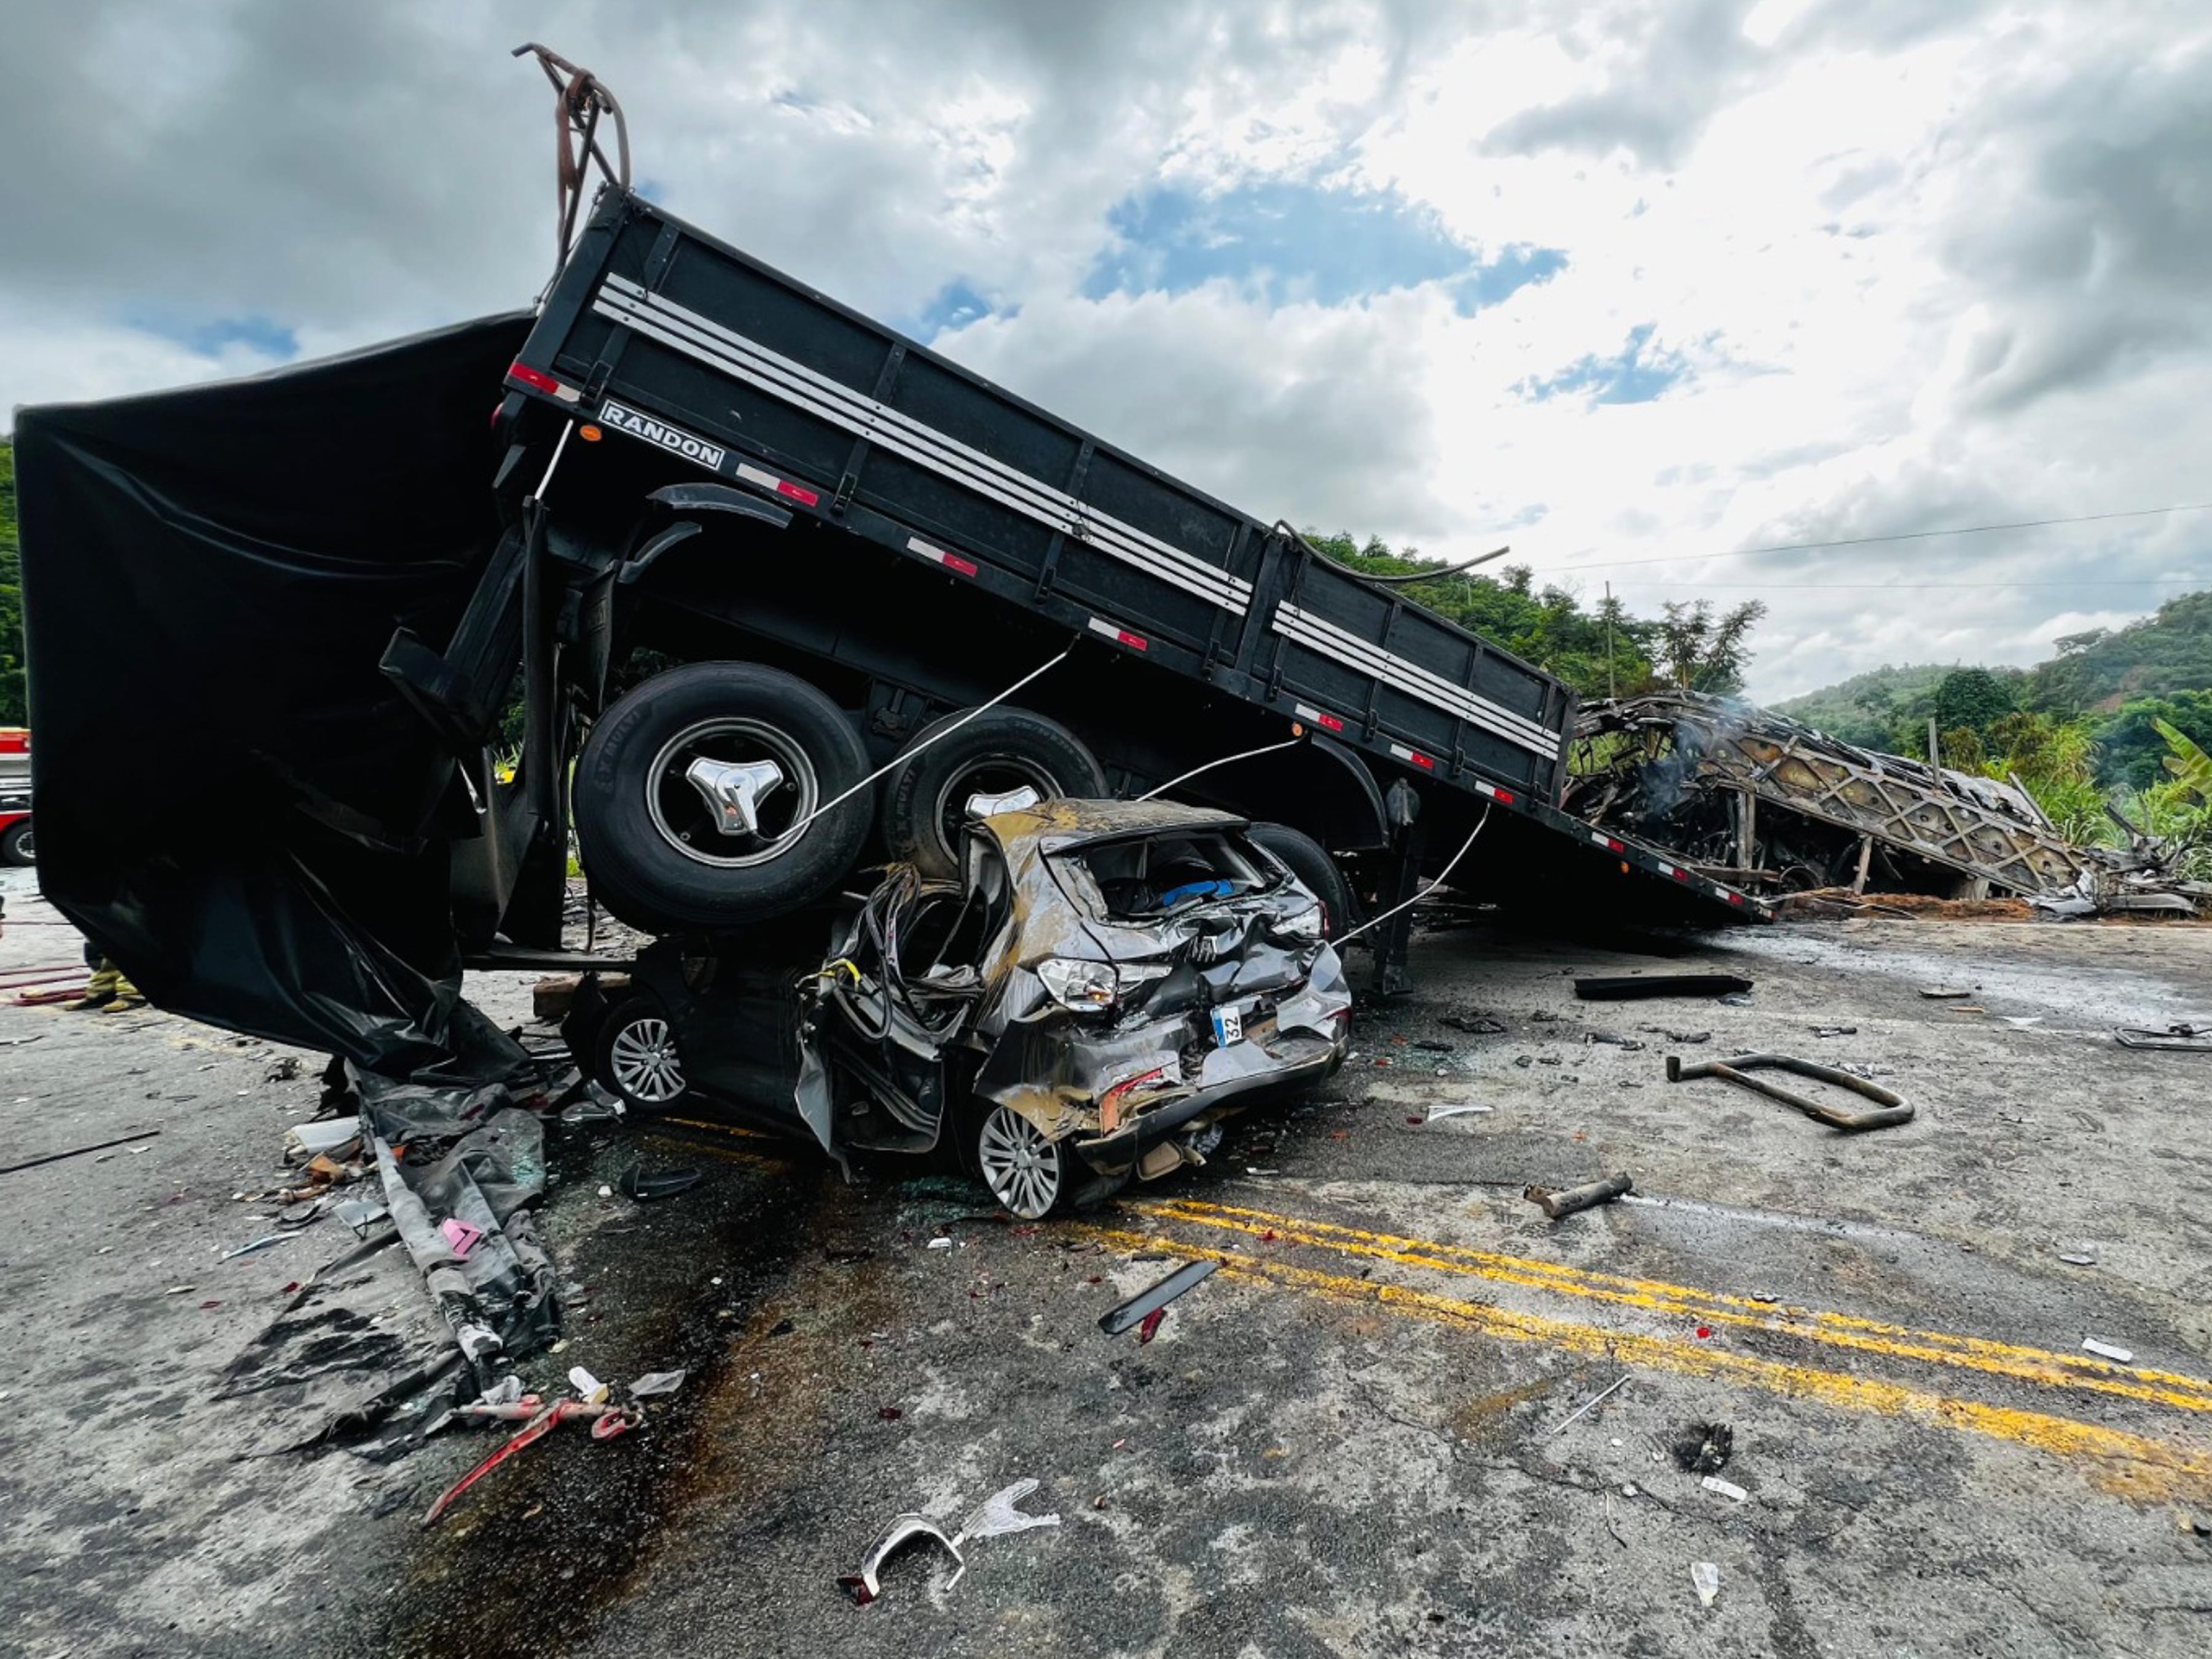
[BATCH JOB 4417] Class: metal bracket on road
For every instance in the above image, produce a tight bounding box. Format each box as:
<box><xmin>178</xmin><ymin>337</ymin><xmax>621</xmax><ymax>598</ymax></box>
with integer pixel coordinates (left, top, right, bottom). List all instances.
<box><xmin>1665</xmin><ymin>1051</ymin><xmax>1915</xmax><ymax>1133</ymax></box>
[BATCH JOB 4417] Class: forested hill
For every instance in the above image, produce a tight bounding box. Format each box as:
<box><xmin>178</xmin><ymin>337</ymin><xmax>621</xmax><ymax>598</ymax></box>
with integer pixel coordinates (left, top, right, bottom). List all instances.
<box><xmin>1780</xmin><ymin>593</ymin><xmax>2212</xmax><ymax>735</ymax></box>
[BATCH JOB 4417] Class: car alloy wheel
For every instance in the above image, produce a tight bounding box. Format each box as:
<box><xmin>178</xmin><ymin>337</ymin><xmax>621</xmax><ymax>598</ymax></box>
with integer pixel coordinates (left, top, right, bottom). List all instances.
<box><xmin>608</xmin><ymin>1014</ymin><xmax>687</xmax><ymax>1104</ymax></box>
<box><xmin>976</xmin><ymin>1103</ymin><xmax>1066</xmax><ymax>1220</ymax></box>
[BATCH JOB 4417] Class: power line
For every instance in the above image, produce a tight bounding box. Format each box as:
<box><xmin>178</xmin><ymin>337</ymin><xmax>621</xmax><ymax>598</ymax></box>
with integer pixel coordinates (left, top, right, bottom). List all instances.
<box><xmin>1540</xmin><ymin>501</ymin><xmax>2212</xmax><ymax>575</ymax></box>
<box><xmin>1605</xmin><ymin>576</ymin><xmax>2210</xmax><ymax>590</ymax></box>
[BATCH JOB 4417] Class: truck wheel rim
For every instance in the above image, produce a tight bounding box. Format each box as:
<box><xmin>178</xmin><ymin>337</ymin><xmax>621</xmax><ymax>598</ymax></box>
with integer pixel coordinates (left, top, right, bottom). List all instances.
<box><xmin>609</xmin><ymin>1016</ymin><xmax>686</xmax><ymax>1102</ymax></box>
<box><xmin>934</xmin><ymin>759</ymin><xmax>1059</xmax><ymax>856</ymax></box>
<box><xmin>648</xmin><ymin>718</ymin><xmax>820</xmax><ymax>869</ymax></box>
<box><xmin>977</xmin><ymin>1105</ymin><xmax>1063</xmax><ymax>1219</ymax></box>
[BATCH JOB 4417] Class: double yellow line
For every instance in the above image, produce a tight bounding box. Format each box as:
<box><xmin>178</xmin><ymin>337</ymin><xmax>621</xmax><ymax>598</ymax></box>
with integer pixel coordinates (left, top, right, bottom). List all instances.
<box><xmin>1077</xmin><ymin>1195</ymin><xmax>2212</xmax><ymax>1501</ymax></box>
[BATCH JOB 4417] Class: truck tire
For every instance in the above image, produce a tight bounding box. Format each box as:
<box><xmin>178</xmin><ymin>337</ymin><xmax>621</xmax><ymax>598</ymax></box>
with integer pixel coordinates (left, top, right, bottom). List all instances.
<box><xmin>1249</xmin><ymin>822</ymin><xmax>1356</xmax><ymax>939</ymax></box>
<box><xmin>883</xmin><ymin>707</ymin><xmax>1106</xmax><ymax>879</ymax></box>
<box><xmin>0</xmin><ymin>820</ymin><xmax>30</xmax><ymax>867</ymax></box>
<box><xmin>574</xmin><ymin>662</ymin><xmax>873</xmax><ymax>933</ymax></box>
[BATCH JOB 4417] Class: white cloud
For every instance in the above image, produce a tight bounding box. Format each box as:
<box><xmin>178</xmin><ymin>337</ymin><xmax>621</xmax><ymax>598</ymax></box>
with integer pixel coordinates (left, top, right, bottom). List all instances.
<box><xmin>6</xmin><ymin>0</ymin><xmax>2211</xmax><ymax>703</ymax></box>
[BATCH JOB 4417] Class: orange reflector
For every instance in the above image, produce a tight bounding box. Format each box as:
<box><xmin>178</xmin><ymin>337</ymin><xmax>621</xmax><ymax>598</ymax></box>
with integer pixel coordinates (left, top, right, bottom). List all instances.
<box><xmin>578</xmin><ymin>424</ymin><xmax>603</xmax><ymax>441</ymax></box>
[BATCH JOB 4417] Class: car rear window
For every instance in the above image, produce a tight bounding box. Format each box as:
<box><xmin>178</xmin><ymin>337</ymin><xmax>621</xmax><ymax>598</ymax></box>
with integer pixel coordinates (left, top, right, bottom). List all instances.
<box><xmin>1050</xmin><ymin>830</ymin><xmax>1279</xmax><ymax>922</ymax></box>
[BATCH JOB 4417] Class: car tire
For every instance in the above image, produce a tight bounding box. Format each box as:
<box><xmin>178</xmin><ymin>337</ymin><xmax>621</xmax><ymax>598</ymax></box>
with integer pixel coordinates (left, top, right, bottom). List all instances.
<box><xmin>882</xmin><ymin>707</ymin><xmax>1106</xmax><ymax>879</ymax></box>
<box><xmin>972</xmin><ymin>1102</ymin><xmax>1125</xmax><ymax>1218</ymax></box>
<box><xmin>1248</xmin><ymin>822</ymin><xmax>1356</xmax><ymax>939</ymax></box>
<box><xmin>0</xmin><ymin>820</ymin><xmax>31</xmax><ymax>867</ymax></box>
<box><xmin>574</xmin><ymin>662</ymin><xmax>873</xmax><ymax>934</ymax></box>
<box><xmin>592</xmin><ymin>994</ymin><xmax>691</xmax><ymax>1113</ymax></box>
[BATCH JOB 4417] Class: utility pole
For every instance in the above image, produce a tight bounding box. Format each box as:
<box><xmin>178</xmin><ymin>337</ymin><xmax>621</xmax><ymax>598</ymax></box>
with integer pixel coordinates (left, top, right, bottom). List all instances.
<box><xmin>1604</xmin><ymin>582</ymin><xmax>1617</xmax><ymax>701</ymax></box>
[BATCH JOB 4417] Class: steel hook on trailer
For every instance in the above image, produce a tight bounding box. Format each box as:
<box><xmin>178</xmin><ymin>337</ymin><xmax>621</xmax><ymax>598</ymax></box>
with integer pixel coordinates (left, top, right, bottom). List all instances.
<box><xmin>1665</xmin><ymin>1051</ymin><xmax>1914</xmax><ymax>1132</ymax></box>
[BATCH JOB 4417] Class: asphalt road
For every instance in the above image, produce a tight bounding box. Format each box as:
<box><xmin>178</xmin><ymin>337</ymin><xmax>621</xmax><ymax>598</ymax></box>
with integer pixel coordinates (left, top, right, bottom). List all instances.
<box><xmin>4</xmin><ymin>863</ymin><xmax>2211</xmax><ymax>1657</ymax></box>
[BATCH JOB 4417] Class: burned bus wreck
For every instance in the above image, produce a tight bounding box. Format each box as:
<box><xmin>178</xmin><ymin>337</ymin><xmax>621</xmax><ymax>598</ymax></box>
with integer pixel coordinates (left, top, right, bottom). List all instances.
<box><xmin>1566</xmin><ymin>692</ymin><xmax>2092</xmax><ymax>900</ymax></box>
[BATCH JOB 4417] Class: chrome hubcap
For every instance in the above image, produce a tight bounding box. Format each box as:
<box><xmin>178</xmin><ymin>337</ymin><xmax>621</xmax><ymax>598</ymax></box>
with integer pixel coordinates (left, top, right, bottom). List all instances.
<box><xmin>977</xmin><ymin>1106</ymin><xmax>1064</xmax><ymax>1219</ymax></box>
<box><xmin>647</xmin><ymin>718</ymin><xmax>820</xmax><ymax>869</ymax></box>
<box><xmin>608</xmin><ymin>1016</ymin><xmax>686</xmax><ymax>1102</ymax></box>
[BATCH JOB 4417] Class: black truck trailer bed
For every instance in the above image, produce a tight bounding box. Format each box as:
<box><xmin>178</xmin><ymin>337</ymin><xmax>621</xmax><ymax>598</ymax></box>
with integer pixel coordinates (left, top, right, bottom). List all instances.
<box><xmin>504</xmin><ymin>189</ymin><xmax>1767</xmax><ymax>930</ymax></box>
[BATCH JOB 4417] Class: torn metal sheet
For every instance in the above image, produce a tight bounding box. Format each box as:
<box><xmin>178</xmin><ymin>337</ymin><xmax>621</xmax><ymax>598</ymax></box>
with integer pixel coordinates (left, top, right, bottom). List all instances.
<box><xmin>794</xmin><ymin>799</ymin><xmax>1351</xmax><ymax>1218</ymax></box>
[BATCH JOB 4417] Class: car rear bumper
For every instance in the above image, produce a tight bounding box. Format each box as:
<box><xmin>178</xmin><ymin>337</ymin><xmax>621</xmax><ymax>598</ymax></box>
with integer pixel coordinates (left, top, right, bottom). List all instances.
<box><xmin>1064</xmin><ymin>1026</ymin><xmax>1345</xmax><ymax>1177</ymax></box>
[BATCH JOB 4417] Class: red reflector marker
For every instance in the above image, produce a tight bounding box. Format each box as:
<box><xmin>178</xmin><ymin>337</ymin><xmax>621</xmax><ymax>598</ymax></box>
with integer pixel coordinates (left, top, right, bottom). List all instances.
<box><xmin>506</xmin><ymin>362</ymin><xmax>568</xmax><ymax>399</ymax></box>
<box><xmin>1607</xmin><ymin>837</ymin><xmax>1625</xmax><ymax>853</ymax></box>
<box><xmin>1119</xmin><ymin>629</ymin><xmax>1148</xmax><ymax>651</ymax></box>
<box><xmin>1493</xmin><ymin>787</ymin><xmax>1517</xmax><ymax>806</ymax></box>
<box><xmin>775</xmin><ymin>479</ymin><xmax>821</xmax><ymax>507</ymax></box>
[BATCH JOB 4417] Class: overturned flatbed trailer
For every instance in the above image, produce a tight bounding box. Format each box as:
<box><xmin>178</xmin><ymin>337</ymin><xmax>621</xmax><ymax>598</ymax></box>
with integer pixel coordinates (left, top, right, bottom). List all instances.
<box><xmin>16</xmin><ymin>176</ymin><xmax>1763</xmax><ymax>1078</ymax></box>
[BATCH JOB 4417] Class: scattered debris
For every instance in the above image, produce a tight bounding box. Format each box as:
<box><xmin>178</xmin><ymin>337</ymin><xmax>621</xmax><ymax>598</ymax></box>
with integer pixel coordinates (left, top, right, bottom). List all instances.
<box><xmin>841</xmin><ymin>1515</ymin><xmax>967</xmax><ymax>1604</ymax></box>
<box><xmin>1575</xmin><ymin>975</ymin><xmax>1753</xmax><ymax>1002</ymax></box>
<box><xmin>1524</xmin><ymin>1172</ymin><xmax>1633</xmax><ymax>1220</ymax></box>
<box><xmin>2056</xmin><ymin>1249</ymin><xmax>2098</xmax><ymax>1267</ymax></box>
<box><xmin>1099</xmin><ymin>1258</ymin><xmax>1221</xmax><ymax>1336</ymax></box>
<box><xmin>955</xmin><ymin>1478</ymin><xmax>1061</xmax><ymax>1544</ymax></box>
<box><xmin>567</xmin><ymin>1365</ymin><xmax>609</xmax><ymax>1403</ymax></box>
<box><xmin>1441</xmin><ymin>1015</ymin><xmax>1505</xmax><ymax>1035</ymax></box>
<box><xmin>421</xmin><ymin>1396</ymin><xmax>643</xmax><ymax>1526</ymax></box>
<box><xmin>1586</xmin><ymin>1030</ymin><xmax>1645</xmax><ymax>1049</ymax></box>
<box><xmin>333</xmin><ymin>1198</ymin><xmax>390</xmax><ymax>1239</ymax></box>
<box><xmin>1550</xmin><ymin>1375</ymin><xmax>1630</xmax><ymax>1434</ymax></box>
<box><xmin>220</xmin><ymin>1233</ymin><xmax>291</xmax><ymax>1261</ymax></box>
<box><xmin>1918</xmin><ymin>986</ymin><xmax>1974</xmax><ymax>1000</ymax></box>
<box><xmin>926</xmin><ymin>1236</ymin><xmax>954</xmax><ymax>1251</ymax></box>
<box><xmin>264</xmin><ymin>1055</ymin><xmax>304</xmax><ymax>1083</ymax></box>
<box><xmin>1137</xmin><ymin>1308</ymin><xmax>1167</xmax><ymax>1344</ymax></box>
<box><xmin>1692</xmin><ymin>1561</ymin><xmax>1721</xmax><ymax>1607</ymax></box>
<box><xmin>1701</xmin><ymin>1475</ymin><xmax>1749</xmax><ymax>1503</ymax></box>
<box><xmin>1810</xmin><ymin>1025</ymin><xmax>1857</xmax><ymax>1038</ymax></box>
<box><xmin>1666</xmin><ymin>1052</ymin><xmax>1914</xmax><ymax>1132</ymax></box>
<box><xmin>439</xmin><ymin>1217</ymin><xmax>484</xmax><ymax>1257</ymax></box>
<box><xmin>630</xmin><ymin>1368</ymin><xmax>686</xmax><ymax>1398</ymax></box>
<box><xmin>618</xmin><ymin>1164</ymin><xmax>704</xmax><ymax>1201</ymax></box>
<box><xmin>0</xmin><ymin>1127</ymin><xmax>160</xmax><ymax>1176</ymax></box>
<box><xmin>1640</xmin><ymin>1026</ymin><xmax>1711</xmax><ymax>1045</ymax></box>
<box><xmin>2114</xmin><ymin>1024</ymin><xmax>2212</xmax><ymax>1052</ymax></box>
<box><xmin>284</xmin><ymin>1119</ymin><xmax>363</xmax><ymax>1161</ymax></box>
<box><xmin>1674</xmin><ymin>1422</ymin><xmax>1735</xmax><ymax>1475</ymax></box>
<box><xmin>1422</xmin><ymin>1102</ymin><xmax>1495</xmax><ymax>1123</ymax></box>
<box><xmin>2082</xmin><ymin>1338</ymin><xmax>2135</xmax><ymax>1363</ymax></box>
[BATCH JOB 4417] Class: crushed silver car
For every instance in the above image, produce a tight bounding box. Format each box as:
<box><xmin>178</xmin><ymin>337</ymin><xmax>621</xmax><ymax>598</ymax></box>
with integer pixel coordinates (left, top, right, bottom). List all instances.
<box><xmin>795</xmin><ymin>799</ymin><xmax>1352</xmax><ymax>1218</ymax></box>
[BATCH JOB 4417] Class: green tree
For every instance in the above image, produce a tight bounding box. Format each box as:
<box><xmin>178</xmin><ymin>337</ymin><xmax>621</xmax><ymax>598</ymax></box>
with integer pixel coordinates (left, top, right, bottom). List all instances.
<box><xmin>1653</xmin><ymin>598</ymin><xmax>1768</xmax><ymax>695</ymax></box>
<box><xmin>1932</xmin><ymin>667</ymin><xmax>2015</xmax><ymax>735</ymax></box>
<box><xmin>2089</xmin><ymin>692</ymin><xmax>2212</xmax><ymax>791</ymax></box>
<box><xmin>0</xmin><ymin>441</ymin><xmax>22</xmax><ymax>726</ymax></box>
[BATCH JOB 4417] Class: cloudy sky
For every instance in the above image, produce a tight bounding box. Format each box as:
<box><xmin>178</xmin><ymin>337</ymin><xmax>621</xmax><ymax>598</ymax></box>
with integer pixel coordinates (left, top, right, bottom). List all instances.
<box><xmin>5</xmin><ymin>0</ymin><xmax>2209</xmax><ymax>699</ymax></box>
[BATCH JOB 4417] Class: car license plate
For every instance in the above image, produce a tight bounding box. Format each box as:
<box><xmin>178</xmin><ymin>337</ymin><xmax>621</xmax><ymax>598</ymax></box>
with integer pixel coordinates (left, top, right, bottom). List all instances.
<box><xmin>1210</xmin><ymin>1005</ymin><xmax>1244</xmax><ymax>1048</ymax></box>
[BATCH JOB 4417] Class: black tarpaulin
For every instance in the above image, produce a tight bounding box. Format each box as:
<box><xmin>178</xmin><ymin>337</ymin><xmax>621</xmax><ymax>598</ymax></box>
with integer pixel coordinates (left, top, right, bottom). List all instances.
<box><xmin>15</xmin><ymin>313</ymin><xmax>533</xmax><ymax>1078</ymax></box>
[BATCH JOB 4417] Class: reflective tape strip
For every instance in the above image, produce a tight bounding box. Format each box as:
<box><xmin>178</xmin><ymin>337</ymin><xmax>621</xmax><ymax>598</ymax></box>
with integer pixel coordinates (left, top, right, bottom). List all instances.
<box><xmin>1088</xmin><ymin>616</ymin><xmax>1148</xmax><ymax>650</ymax></box>
<box><xmin>1292</xmin><ymin>703</ymin><xmax>1346</xmax><ymax>732</ymax></box>
<box><xmin>1387</xmin><ymin>743</ymin><xmax>1435</xmax><ymax>770</ymax></box>
<box><xmin>733</xmin><ymin>461</ymin><xmax>818</xmax><ymax>506</ymax></box>
<box><xmin>907</xmin><ymin>536</ymin><xmax>978</xmax><ymax>576</ymax></box>
<box><xmin>1271</xmin><ymin>604</ymin><xmax>1561</xmax><ymax>759</ymax></box>
<box><xmin>594</xmin><ymin>278</ymin><xmax>1251</xmax><ymax>615</ymax></box>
